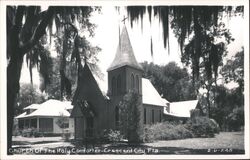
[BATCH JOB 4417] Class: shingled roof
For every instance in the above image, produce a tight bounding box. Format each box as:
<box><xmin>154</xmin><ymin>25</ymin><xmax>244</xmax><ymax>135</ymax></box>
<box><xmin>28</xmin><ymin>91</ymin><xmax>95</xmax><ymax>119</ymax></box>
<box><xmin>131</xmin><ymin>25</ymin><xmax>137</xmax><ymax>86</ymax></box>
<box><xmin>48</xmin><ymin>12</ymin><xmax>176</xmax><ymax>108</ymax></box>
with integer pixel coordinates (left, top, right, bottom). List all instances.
<box><xmin>107</xmin><ymin>26</ymin><xmax>143</xmax><ymax>71</ymax></box>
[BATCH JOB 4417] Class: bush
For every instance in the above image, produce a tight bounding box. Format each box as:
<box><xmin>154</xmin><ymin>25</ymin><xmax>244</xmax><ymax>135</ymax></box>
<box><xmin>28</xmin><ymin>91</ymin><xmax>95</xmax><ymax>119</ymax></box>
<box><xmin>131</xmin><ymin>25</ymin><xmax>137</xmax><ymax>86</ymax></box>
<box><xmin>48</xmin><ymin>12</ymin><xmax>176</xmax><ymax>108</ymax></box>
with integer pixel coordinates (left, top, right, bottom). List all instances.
<box><xmin>227</xmin><ymin>107</ymin><xmax>244</xmax><ymax>131</ymax></box>
<box><xmin>186</xmin><ymin>116</ymin><xmax>219</xmax><ymax>138</ymax></box>
<box><xmin>101</xmin><ymin>129</ymin><xmax>124</xmax><ymax>143</ymax></box>
<box><xmin>143</xmin><ymin>122</ymin><xmax>194</xmax><ymax>142</ymax></box>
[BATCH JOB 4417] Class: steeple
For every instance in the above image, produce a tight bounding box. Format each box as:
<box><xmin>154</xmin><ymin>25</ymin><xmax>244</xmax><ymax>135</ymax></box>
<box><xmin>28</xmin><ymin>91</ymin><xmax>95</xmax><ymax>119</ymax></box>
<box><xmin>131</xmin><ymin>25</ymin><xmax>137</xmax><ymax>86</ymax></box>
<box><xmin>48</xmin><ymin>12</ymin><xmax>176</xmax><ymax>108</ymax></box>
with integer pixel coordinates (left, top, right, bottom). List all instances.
<box><xmin>107</xmin><ymin>26</ymin><xmax>143</xmax><ymax>71</ymax></box>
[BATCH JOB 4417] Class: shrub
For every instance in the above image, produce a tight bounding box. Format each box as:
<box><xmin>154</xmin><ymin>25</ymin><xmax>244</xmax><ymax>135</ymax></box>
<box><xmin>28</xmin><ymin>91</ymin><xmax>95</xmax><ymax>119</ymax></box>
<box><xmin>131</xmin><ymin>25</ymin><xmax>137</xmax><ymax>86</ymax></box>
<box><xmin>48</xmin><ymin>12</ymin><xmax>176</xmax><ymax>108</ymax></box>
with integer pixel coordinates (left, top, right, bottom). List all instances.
<box><xmin>62</xmin><ymin>129</ymin><xmax>71</xmax><ymax>141</ymax></box>
<box><xmin>143</xmin><ymin>122</ymin><xmax>193</xmax><ymax>142</ymax></box>
<box><xmin>101</xmin><ymin>129</ymin><xmax>124</xmax><ymax>143</ymax></box>
<box><xmin>186</xmin><ymin>116</ymin><xmax>219</xmax><ymax>138</ymax></box>
<box><xmin>227</xmin><ymin>107</ymin><xmax>244</xmax><ymax>131</ymax></box>
<box><xmin>119</xmin><ymin>90</ymin><xmax>144</xmax><ymax>144</ymax></box>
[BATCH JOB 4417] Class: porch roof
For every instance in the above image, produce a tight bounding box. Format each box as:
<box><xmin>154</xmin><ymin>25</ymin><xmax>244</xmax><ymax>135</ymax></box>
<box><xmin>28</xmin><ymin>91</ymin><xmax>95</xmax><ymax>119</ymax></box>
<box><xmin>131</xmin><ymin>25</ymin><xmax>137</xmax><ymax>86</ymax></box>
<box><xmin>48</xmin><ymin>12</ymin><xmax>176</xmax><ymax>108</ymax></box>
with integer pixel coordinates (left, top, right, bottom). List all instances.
<box><xmin>15</xmin><ymin>99</ymin><xmax>73</xmax><ymax>119</ymax></box>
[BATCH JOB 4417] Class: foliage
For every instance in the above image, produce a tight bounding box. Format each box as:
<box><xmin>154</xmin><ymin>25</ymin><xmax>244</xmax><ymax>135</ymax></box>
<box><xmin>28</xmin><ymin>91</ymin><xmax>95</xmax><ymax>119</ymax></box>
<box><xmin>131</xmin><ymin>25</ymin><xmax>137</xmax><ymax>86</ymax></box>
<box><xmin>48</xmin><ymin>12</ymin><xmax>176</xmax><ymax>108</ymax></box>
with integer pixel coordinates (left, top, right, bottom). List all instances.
<box><xmin>227</xmin><ymin>107</ymin><xmax>244</xmax><ymax>131</ymax></box>
<box><xmin>16</xmin><ymin>83</ymin><xmax>46</xmax><ymax>116</ymax></box>
<box><xmin>127</xmin><ymin>6</ymin><xmax>243</xmax><ymax>81</ymax></box>
<box><xmin>186</xmin><ymin>116</ymin><xmax>220</xmax><ymax>138</ymax></box>
<box><xmin>47</xmin><ymin>35</ymin><xmax>102</xmax><ymax>100</ymax></box>
<box><xmin>144</xmin><ymin>122</ymin><xmax>194</xmax><ymax>142</ymax></box>
<box><xmin>127</xmin><ymin>6</ymin><xmax>243</xmax><ymax>119</ymax></box>
<box><xmin>118</xmin><ymin>90</ymin><xmax>144</xmax><ymax>143</ymax></box>
<box><xmin>56</xmin><ymin>113</ymin><xmax>68</xmax><ymax>129</ymax></box>
<box><xmin>53</xmin><ymin>26</ymin><xmax>102</xmax><ymax>100</ymax></box>
<box><xmin>141</xmin><ymin>61</ymin><xmax>196</xmax><ymax>102</ymax></box>
<box><xmin>102</xmin><ymin>129</ymin><xmax>124</xmax><ymax>143</ymax></box>
<box><xmin>6</xmin><ymin>6</ymin><xmax>100</xmax><ymax>151</ymax></box>
<box><xmin>221</xmin><ymin>48</ymin><xmax>244</xmax><ymax>93</ymax></box>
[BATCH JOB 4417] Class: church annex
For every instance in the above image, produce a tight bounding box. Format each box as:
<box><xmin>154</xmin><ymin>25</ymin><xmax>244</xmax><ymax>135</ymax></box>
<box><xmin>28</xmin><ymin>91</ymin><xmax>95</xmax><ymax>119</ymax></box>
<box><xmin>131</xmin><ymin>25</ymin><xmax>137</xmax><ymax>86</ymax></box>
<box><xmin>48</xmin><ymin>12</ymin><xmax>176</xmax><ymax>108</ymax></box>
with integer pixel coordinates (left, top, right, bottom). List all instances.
<box><xmin>70</xmin><ymin>26</ymin><xmax>168</xmax><ymax>140</ymax></box>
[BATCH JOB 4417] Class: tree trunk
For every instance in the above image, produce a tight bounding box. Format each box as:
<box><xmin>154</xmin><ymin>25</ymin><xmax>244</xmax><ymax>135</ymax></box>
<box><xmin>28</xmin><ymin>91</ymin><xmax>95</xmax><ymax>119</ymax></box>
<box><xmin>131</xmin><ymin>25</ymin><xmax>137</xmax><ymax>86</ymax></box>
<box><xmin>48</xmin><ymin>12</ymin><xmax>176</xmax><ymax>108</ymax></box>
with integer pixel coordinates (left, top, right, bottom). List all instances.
<box><xmin>6</xmin><ymin>6</ymin><xmax>54</xmax><ymax>154</ymax></box>
<box><xmin>7</xmin><ymin>51</ymin><xmax>24</xmax><ymax>154</ymax></box>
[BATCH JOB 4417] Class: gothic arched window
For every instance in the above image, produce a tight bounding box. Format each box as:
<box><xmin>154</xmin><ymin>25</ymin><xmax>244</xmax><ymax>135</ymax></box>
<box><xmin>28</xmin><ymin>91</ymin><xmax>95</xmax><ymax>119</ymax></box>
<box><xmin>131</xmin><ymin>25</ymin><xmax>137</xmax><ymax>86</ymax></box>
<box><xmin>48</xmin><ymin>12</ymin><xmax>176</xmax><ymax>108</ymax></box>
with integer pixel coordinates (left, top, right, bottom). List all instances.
<box><xmin>117</xmin><ymin>75</ymin><xmax>121</xmax><ymax>94</ymax></box>
<box><xmin>112</xmin><ymin>76</ymin><xmax>116</xmax><ymax>95</ymax></box>
<box><xmin>136</xmin><ymin>75</ymin><xmax>139</xmax><ymax>92</ymax></box>
<box><xmin>152</xmin><ymin>109</ymin><xmax>154</xmax><ymax>124</ymax></box>
<box><xmin>131</xmin><ymin>74</ymin><xmax>135</xmax><ymax>89</ymax></box>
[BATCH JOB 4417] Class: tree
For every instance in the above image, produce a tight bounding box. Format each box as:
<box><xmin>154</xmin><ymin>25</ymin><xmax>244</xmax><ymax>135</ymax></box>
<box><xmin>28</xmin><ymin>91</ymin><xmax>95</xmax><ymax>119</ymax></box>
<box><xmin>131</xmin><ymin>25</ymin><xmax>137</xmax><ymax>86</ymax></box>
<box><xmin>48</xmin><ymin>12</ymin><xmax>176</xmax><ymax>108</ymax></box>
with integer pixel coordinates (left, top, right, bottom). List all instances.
<box><xmin>126</xmin><ymin>6</ymin><xmax>243</xmax><ymax>117</ymax></box>
<box><xmin>118</xmin><ymin>90</ymin><xmax>143</xmax><ymax>143</ymax></box>
<box><xmin>49</xmin><ymin>34</ymin><xmax>102</xmax><ymax>100</ymax></box>
<box><xmin>141</xmin><ymin>61</ymin><xmax>196</xmax><ymax>102</ymax></box>
<box><xmin>210</xmin><ymin>85</ymin><xmax>244</xmax><ymax>131</ymax></box>
<box><xmin>16</xmin><ymin>83</ymin><xmax>46</xmax><ymax>116</ymax></box>
<box><xmin>126</xmin><ymin>6</ymin><xmax>243</xmax><ymax>79</ymax></box>
<box><xmin>56</xmin><ymin>112</ymin><xmax>69</xmax><ymax>139</ymax></box>
<box><xmin>6</xmin><ymin>6</ymin><xmax>99</xmax><ymax>153</ymax></box>
<box><xmin>221</xmin><ymin>48</ymin><xmax>244</xmax><ymax>94</ymax></box>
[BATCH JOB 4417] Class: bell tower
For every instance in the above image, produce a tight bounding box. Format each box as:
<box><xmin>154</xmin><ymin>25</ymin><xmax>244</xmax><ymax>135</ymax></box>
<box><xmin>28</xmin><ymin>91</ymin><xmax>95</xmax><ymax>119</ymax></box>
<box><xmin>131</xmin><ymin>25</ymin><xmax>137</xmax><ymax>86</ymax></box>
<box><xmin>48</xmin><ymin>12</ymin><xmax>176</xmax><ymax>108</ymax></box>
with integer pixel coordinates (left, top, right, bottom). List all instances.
<box><xmin>107</xmin><ymin>26</ymin><xmax>143</xmax><ymax>98</ymax></box>
<box><xmin>107</xmin><ymin>25</ymin><xmax>143</xmax><ymax>129</ymax></box>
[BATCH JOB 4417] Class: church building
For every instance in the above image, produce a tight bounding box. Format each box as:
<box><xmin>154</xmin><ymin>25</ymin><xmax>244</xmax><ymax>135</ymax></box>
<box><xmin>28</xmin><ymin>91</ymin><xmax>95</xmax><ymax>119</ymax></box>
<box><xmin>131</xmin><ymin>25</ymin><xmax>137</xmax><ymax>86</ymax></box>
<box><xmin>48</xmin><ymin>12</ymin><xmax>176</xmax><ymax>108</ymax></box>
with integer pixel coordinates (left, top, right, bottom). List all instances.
<box><xmin>70</xmin><ymin>26</ymin><xmax>168</xmax><ymax>140</ymax></box>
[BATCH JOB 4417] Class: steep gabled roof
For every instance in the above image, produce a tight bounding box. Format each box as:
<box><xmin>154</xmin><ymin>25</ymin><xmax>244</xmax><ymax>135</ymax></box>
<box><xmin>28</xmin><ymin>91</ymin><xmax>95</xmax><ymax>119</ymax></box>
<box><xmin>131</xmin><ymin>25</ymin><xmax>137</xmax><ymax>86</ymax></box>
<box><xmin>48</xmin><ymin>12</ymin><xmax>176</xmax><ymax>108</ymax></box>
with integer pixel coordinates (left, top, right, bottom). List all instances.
<box><xmin>142</xmin><ymin>78</ymin><xmax>166</xmax><ymax>107</ymax></box>
<box><xmin>107</xmin><ymin>26</ymin><xmax>143</xmax><ymax>71</ymax></box>
<box><xmin>73</xmin><ymin>64</ymin><xmax>108</xmax><ymax>105</ymax></box>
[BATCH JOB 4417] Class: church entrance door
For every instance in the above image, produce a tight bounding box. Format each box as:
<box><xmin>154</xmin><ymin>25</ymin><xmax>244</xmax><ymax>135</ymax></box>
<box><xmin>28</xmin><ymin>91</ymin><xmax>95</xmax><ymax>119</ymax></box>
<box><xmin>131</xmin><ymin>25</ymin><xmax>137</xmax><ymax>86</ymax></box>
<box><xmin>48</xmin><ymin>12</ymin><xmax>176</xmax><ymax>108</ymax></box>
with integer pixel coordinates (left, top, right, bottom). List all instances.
<box><xmin>86</xmin><ymin>116</ymin><xmax>94</xmax><ymax>137</ymax></box>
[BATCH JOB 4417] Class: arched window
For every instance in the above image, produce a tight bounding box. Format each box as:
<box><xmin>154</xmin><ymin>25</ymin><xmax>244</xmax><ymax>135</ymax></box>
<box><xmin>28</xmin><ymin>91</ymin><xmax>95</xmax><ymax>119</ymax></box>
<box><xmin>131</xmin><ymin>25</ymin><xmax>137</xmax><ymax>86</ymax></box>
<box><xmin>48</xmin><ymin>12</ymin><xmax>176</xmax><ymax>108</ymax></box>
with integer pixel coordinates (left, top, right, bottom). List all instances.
<box><xmin>136</xmin><ymin>75</ymin><xmax>139</xmax><ymax>92</ymax></box>
<box><xmin>152</xmin><ymin>109</ymin><xmax>154</xmax><ymax>124</ymax></box>
<box><xmin>144</xmin><ymin>108</ymin><xmax>147</xmax><ymax>124</ymax></box>
<box><xmin>159</xmin><ymin>110</ymin><xmax>162</xmax><ymax>122</ymax></box>
<box><xmin>115</xmin><ymin>106</ymin><xmax>119</xmax><ymax>127</ymax></box>
<box><xmin>112</xmin><ymin>76</ymin><xmax>116</xmax><ymax>95</ymax></box>
<box><xmin>117</xmin><ymin>75</ymin><xmax>121</xmax><ymax>94</ymax></box>
<box><xmin>131</xmin><ymin>74</ymin><xmax>135</xmax><ymax>89</ymax></box>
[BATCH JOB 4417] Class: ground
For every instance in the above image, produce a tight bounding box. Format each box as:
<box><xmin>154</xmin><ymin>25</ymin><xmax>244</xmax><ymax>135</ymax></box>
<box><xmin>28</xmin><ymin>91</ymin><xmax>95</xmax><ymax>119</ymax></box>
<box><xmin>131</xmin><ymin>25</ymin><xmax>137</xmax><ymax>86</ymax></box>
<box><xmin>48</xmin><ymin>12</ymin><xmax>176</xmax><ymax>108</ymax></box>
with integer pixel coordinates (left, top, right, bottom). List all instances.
<box><xmin>12</xmin><ymin>132</ymin><xmax>244</xmax><ymax>155</ymax></box>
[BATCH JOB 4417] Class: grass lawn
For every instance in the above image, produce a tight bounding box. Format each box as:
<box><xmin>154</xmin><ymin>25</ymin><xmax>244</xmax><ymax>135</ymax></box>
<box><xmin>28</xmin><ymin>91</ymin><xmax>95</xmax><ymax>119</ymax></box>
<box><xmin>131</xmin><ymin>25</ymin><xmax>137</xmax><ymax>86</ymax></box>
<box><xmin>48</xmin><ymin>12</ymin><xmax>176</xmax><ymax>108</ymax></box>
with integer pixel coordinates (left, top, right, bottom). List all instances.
<box><xmin>12</xmin><ymin>136</ymin><xmax>63</xmax><ymax>145</ymax></box>
<box><xmin>11</xmin><ymin>131</ymin><xmax>244</xmax><ymax>155</ymax></box>
<box><xmin>146</xmin><ymin>131</ymin><xmax>244</xmax><ymax>149</ymax></box>
<box><xmin>144</xmin><ymin>131</ymin><xmax>244</xmax><ymax>154</ymax></box>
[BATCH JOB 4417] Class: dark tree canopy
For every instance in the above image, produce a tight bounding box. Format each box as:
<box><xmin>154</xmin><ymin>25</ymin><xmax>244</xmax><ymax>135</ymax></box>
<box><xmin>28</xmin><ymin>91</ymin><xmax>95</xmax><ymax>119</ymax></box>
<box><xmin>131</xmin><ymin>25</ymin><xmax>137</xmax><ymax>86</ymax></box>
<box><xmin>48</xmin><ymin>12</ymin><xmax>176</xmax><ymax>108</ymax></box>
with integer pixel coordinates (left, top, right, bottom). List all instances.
<box><xmin>6</xmin><ymin>5</ymin><xmax>100</xmax><ymax>153</ymax></box>
<box><xmin>141</xmin><ymin>61</ymin><xmax>196</xmax><ymax>102</ymax></box>
<box><xmin>126</xmin><ymin>6</ymin><xmax>243</xmax><ymax>81</ymax></box>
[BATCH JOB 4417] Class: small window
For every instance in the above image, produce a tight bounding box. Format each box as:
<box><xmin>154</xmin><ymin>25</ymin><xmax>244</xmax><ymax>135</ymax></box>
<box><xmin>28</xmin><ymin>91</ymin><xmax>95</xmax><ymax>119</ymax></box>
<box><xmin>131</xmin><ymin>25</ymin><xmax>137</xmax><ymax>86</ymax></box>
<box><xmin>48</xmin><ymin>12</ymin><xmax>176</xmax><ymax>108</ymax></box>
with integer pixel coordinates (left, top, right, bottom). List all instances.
<box><xmin>18</xmin><ymin>119</ymin><xmax>24</xmax><ymax>129</ymax></box>
<box><xmin>152</xmin><ymin>109</ymin><xmax>154</xmax><ymax>124</ymax></box>
<box><xmin>117</xmin><ymin>75</ymin><xmax>121</xmax><ymax>94</ymax></box>
<box><xmin>112</xmin><ymin>76</ymin><xmax>116</xmax><ymax>95</ymax></box>
<box><xmin>144</xmin><ymin>108</ymin><xmax>147</xmax><ymax>124</ymax></box>
<box><xmin>136</xmin><ymin>75</ymin><xmax>139</xmax><ymax>92</ymax></box>
<box><xmin>30</xmin><ymin>118</ymin><xmax>37</xmax><ymax>128</ymax></box>
<box><xmin>131</xmin><ymin>74</ymin><xmax>135</xmax><ymax>89</ymax></box>
<box><xmin>159</xmin><ymin>110</ymin><xmax>162</xmax><ymax>122</ymax></box>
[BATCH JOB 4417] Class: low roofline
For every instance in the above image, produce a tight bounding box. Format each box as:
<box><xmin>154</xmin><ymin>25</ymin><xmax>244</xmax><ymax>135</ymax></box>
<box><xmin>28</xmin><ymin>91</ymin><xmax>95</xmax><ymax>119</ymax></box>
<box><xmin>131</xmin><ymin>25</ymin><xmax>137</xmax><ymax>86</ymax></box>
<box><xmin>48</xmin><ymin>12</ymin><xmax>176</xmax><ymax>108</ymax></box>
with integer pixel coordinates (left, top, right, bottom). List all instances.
<box><xmin>16</xmin><ymin>114</ymin><xmax>71</xmax><ymax>119</ymax></box>
<box><xmin>171</xmin><ymin>99</ymin><xmax>198</xmax><ymax>104</ymax></box>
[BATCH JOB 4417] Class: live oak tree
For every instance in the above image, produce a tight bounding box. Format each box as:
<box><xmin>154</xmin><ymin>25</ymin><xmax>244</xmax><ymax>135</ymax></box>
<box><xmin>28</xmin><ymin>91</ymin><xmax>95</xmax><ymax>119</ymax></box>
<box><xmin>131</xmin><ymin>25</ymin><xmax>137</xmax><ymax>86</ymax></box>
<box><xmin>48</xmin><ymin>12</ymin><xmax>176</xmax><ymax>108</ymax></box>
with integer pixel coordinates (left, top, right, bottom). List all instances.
<box><xmin>126</xmin><ymin>6</ymin><xmax>243</xmax><ymax>117</ymax></box>
<box><xmin>221</xmin><ymin>48</ymin><xmax>244</xmax><ymax>95</ymax></box>
<box><xmin>16</xmin><ymin>83</ymin><xmax>46</xmax><ymax>116</ymax></box>
<box><xmin>141</xmin><ymin>61</ymin><xmax>196</xmax><ymax>102</ymax></box>
<box><xmin>6</xmin><ymin>6</ymin><xmax>99</xmax><ymax>153</ymax></box>
<box><xmin>6</xmin><ymin>5</ymin><xmax>244</xmax><ymax>152</ymax></box>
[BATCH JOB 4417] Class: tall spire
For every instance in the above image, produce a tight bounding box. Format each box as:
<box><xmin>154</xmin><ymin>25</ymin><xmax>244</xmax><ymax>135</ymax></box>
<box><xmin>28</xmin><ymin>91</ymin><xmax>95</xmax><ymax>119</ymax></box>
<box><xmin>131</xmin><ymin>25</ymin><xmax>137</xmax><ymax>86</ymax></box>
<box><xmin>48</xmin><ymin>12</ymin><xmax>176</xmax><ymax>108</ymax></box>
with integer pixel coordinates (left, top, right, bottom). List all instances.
<box><xmin>107</xmin><ymin>26</ymin><xmax>143</xmax><ymax>71</ymax></box>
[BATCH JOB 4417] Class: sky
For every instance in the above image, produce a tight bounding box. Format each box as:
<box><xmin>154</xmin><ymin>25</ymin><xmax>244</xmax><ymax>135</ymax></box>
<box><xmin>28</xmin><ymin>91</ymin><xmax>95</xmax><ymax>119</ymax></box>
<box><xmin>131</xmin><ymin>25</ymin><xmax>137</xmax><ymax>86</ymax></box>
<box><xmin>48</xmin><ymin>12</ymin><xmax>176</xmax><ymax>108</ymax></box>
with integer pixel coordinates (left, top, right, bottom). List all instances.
<box><xmin>20</xmin><ymin>6</ymin><xmax>245</xmax><ymax>88</ymax></box>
